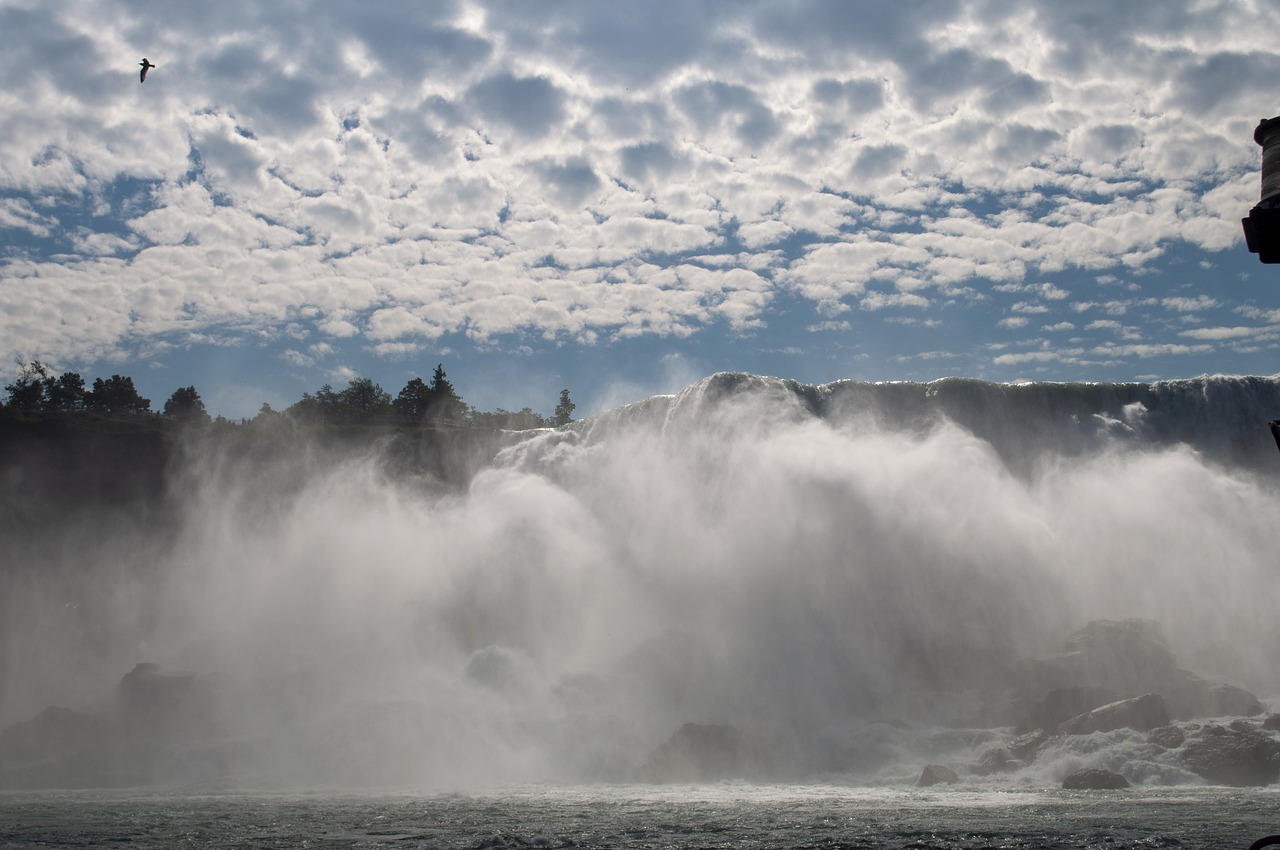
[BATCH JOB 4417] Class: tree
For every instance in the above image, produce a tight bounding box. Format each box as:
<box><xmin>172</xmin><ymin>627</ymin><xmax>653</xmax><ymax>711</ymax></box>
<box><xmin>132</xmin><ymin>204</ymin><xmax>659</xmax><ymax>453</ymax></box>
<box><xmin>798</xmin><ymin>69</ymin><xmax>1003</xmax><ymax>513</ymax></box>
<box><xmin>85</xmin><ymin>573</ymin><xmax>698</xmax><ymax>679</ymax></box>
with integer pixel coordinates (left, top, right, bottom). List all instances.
<box><xmin>86</xmin><ymin>375</ymin><xmax>151</xmax><ymax>415</ymax></box>
<box><xmin>553</xmin><ymin>388</ymin><xmax>576</xmax><ymax>427</ymax></box>
<box><xmin>393</xmin><ymin>377</ymin><xmax>432</xmax><ymax>422</ymax></box>
<box><xmin>337</xmin><ymin>377</ymin><xmax>391</xmax><ymax>420</ymax></box>
<box><xmin>46</xmin><ymin>372</ymin><xmax>86</xmax><ymax>412</ymax></box>
<box><xmin>427</xmin><ymin>364</ymin><xmax>466</xmax><ymax>423</ymax></box>
<box><xmin>162</xmin><ymin>386</ymin><xmax>211</xmax><ymax>424</ymax></box>
<box><xmin>4</xmin><ymin>360</ymin><xmax>53</xmax><ymax>410</ymax></box>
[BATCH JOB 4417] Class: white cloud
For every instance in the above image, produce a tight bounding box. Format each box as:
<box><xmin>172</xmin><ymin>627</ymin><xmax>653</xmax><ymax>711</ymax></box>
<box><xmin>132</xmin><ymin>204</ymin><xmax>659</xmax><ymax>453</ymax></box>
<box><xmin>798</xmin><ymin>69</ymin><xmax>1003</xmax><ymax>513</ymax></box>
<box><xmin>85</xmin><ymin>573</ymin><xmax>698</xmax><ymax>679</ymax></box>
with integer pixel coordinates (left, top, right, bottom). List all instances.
<box><xmin>1</xmin><ymin>0</ymin><xmax>1279</xmax><ymax>390</ymax></box>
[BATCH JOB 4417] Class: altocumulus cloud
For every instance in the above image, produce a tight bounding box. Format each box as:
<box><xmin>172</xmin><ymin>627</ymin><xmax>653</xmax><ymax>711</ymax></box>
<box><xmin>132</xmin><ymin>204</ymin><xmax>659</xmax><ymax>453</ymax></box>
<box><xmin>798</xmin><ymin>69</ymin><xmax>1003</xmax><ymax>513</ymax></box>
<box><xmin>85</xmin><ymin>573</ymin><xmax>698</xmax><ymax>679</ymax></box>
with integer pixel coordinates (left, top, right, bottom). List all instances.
<box><xmin>1</xmin><ymin>0</ymin><xmax>1279</xmax><ymax>402</ymax></box>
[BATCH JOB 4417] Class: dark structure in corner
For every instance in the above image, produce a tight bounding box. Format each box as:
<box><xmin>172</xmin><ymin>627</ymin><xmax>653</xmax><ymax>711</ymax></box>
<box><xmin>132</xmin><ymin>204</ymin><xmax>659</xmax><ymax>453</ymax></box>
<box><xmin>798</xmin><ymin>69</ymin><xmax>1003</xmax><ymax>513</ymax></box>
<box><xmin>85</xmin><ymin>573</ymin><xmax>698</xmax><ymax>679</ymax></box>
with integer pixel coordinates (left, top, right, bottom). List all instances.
<box><xmin>1243</xmin><ymin>116</ymin><xmax>1280</xmax><ymax>263</ymax></box>
<box><xmin>1243</xmin><ymin>116</ymin><xmax>1280</xmax><ymax>450</ymax></box>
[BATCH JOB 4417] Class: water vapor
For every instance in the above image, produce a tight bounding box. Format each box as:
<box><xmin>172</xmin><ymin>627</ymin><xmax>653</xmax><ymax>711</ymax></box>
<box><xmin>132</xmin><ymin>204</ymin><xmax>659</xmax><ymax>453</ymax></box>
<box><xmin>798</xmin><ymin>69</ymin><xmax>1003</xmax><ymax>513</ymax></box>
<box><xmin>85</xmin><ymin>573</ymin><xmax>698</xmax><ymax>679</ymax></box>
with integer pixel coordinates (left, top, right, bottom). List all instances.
<box><xmin>2</xmin><ymin>374</ymin><xmax>1279</xmax><ymax>788</ymax></box>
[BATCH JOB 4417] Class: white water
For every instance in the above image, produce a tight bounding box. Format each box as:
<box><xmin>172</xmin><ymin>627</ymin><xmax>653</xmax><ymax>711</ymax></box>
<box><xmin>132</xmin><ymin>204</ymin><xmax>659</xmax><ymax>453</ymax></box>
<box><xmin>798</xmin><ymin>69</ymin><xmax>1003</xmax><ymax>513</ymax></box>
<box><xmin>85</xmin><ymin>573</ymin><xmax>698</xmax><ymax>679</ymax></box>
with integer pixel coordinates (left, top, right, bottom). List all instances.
<box><xmin>3</xmin><ymin>373</ymin><xmax>1280</xmax><ymax>789</ymax></box>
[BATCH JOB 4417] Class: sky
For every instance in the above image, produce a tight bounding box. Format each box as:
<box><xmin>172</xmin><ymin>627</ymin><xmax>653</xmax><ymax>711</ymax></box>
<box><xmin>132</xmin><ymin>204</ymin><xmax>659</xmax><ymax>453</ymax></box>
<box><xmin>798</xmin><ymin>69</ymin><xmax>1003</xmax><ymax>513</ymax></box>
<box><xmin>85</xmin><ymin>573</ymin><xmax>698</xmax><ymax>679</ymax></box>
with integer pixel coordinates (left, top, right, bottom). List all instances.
<box><xmin>1</xmin><ymin>0</ymin><xmax>1279</xmax><ymax>420</ymax></box>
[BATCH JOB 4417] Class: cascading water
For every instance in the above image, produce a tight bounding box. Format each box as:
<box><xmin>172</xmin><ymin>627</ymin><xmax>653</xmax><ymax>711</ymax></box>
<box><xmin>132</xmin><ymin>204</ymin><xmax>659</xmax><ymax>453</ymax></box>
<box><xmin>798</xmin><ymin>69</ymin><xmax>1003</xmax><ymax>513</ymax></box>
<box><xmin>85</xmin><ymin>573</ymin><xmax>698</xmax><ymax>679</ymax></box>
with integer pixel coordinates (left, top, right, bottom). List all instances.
<box><xmin>2</xmin><ymin>372</ymin><xmax>1279</xmax><ymax>789</ymax></box>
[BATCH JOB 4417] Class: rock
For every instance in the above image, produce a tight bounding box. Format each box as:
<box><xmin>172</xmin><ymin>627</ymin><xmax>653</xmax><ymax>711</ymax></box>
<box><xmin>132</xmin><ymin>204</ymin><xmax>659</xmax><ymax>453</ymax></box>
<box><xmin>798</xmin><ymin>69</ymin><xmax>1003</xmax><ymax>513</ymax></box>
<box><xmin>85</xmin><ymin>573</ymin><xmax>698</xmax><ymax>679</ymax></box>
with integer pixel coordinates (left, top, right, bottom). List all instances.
<box><xmin>1008</xmin><ymin>729</ymin><xmax>1049</xmax><ymax>763</ymax></box>
<box><xmin>975</xmin><ymin>747</ymin><xmax>1020</xmax><ymax>776</ymax></box>
<box><xmin>1030</xmin><ymin>686</ymin><xmax>1118</xmax><ymax>733</ymax></box>
<box><xmin>1028</xmin><ymin>620</ymin><xmax>1179</xmax><ymax>696</ymax></box>
<box><xmin>918</xmin><ymin>764</ymin><xmax>959</xmax><ymax>786</ymax></box>
<box><xmin>952</xmin><ymin>698</ymin><xmax>1037</xmax><ymax>730</ymax></box>
<box><xmin>1062</xmin><ymin>768</ymin><xmax>1130</xmax><ymax>790</ymax></box>
<box><xmin>1147</xmin><ymin>726</ymin><xmax>1186</xmax><ymax>749</ymax></box>
<box><xmin>1182</xmin><ymin>726</ymin><xmax>1280</xmax><ymax>786</ymax></box>
<box><xmin>1020</xmin><ymin>620</ymin><xmax>1260</xmax><ymax>722</ymax></box>
<box><xmin>0</xmin><ymin>705</ymin><xmax>102</xmax><ymax>765</ymax></box>
<box><xmin>1058</xmin><ymin>693</ymin><xmax>1170</xmax><ymax>735</ymax></box>
<box><xmin>1263</xmin><ymin>715</ymin><xmax>1280</xmax><ymax>732</ymax></box>
<box><xmin>1209</xmin><ymin>684</ymin><xmax>1264</xmax><ymax>717</ymax></box>
<box><xmin>644</xmin><ymin>723</ymin><xmax>747</xmax><ymax>782</ymax></box>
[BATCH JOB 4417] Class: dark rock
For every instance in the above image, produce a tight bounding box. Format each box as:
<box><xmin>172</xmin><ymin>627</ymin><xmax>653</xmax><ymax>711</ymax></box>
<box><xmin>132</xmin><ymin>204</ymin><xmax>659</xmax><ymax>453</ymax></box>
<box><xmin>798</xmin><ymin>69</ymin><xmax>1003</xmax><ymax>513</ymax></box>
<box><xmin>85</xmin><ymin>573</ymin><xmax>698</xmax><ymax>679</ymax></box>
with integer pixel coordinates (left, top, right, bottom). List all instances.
<box><xmin>1182</xmin><ymin>726</ymin><xmax>1280</xmax><ymax>786</ymax></box>
<box><xmin>1209</xmin><ymin>684</ymin><xmax>1264</xmax><ymax>717</ymax></box>
<box><xmin>953</xmin><ymin>697</ymin><xmax>1037</xmax><ymax>730</ymax></box>
<box><xmin>1062</xmin><ymin>768</ymin><xmax>1130</xmax><ymax>790</ymax></box>
<box><xmin>1263</xmin><ymin>715</ymin><xmax>1280</xmax><ymax>732</ymax></box>
<box><xmin>1020</xmin><ymin>620</ymin><xmax>1260</xmax><ymax>722</ymax></box>
<box><xmin>1030</xmin><ymin>686</ymin><xmax>1118</xmax><ymax>733</ymax></box>
<box><xmin>918</xmin><ymin>764</ymin><xmax>959</xmax><ymax>786</ymax></box>
<box><xmin>1058</xmin><ymin>693</ymin><xmax>1170</xmax><ymax>735</ymax></box>
<box><xmin>644</xmin><ymin>723</ymin><xmax>747</xmax><ymax>782</ymax></box>
<box><xmin>975</xmin><ymin>747</ymin><xmax>1019</xmax><ymax>776</ymax></box>
<box><xmin>1028</xmin><ymin>620</ymin><xmax>1179</xmax><ymax>696</ymax></box>
<box><xmin>0</xmin><ymin>705</ymin><xmax>102</xmax><ymax>765</ymax></box>
<box><xmin>1147</xmin><ymin>726</ymin><xmax>1186</xmax><ymax>749</ymax></box>
<box><xmin>1008</xmin><ymin>729</ymin><xmax>1049</xmax><ymax>762</ymax></box>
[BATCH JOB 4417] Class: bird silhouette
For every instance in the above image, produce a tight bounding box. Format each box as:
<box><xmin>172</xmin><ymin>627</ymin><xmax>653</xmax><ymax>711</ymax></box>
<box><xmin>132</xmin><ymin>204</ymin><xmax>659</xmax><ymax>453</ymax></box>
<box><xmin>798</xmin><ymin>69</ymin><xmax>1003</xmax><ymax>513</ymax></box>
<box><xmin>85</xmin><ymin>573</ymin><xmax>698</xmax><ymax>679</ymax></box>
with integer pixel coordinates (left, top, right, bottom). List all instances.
<box><xmin>139</xmin><ymin>58</ymin><xmax>155</xmax><ymax>83</ymax></box>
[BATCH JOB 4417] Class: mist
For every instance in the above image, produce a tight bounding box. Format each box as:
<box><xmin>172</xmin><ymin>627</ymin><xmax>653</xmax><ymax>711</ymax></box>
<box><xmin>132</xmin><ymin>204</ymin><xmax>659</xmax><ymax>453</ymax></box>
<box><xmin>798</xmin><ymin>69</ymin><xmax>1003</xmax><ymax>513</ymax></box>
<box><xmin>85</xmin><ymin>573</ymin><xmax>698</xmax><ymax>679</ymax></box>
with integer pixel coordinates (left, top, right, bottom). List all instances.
<box><xmin>3</xmin><ymin>373</ymin><xmax>1279</xmax><ymax>789</ymax></box>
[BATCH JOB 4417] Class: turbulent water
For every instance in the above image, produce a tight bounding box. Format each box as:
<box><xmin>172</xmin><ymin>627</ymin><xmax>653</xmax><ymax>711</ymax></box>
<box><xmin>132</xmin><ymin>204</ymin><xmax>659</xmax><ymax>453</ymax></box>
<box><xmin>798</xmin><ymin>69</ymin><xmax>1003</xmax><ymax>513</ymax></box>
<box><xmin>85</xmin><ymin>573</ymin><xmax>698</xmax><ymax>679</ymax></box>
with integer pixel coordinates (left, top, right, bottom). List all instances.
<box><xmin>2</xmin><ymin>785</ymin><xmax>1279</xmax><ymax>849</ymax></box>
<box><xmin>3</xmin><ymin>373</ymin><xmax>1280</xmax><ymax>797</ymax></box>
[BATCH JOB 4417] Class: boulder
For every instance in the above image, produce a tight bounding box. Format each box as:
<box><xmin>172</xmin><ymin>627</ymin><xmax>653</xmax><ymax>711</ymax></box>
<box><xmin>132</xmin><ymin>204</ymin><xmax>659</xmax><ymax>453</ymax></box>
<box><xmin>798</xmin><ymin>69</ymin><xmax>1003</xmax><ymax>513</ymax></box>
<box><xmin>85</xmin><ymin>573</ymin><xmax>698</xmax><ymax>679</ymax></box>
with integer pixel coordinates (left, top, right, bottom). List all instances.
<box><xmin>644</xmin><ymin>723</ymin><xmax>746</xmax><ymax>782</ymax></box>
<box><xmin>1263</xmin><ymin>715</ymin><xmax>1280</xmax><ymax>732</ymax></box>
<box><xmin>1019</xmin><ymin>620</ymin><xmax>1261</xmax><ymax>722</ymax></box>
<box><xmin>1028</xmin><ymin>620</ymin><xmax>1179</xmax><ymax>696</ymax></box>
<box><xmin>1209</xmin><ymin>684</ymin><xmax>1264</xmax><ymax>717</ymax></box>
<box><xmin>1008</xmin><ymin>729</ymin><xmax>1049</xmax><ymax>763</ymax></box>
<box><xmin>1147</xmin><ymin>726</ymin><xmax>1186</xmax><ymax>749</ymax></box>
<box><xmin>974</xmin><ymin>747</ymin><xmax>1019</xmax><ymax>776</ymax></box>
<box><xmin>918</xmin><ymin>764</ymin><xmax>959</xmax><ymax>786</ymax></box>
<box><xmin>1182</xmin><ymin>726</ymin><xmax>1280</xmax><ymax>786</ymax></box>
<box><xmin>0</xmin><ymin>705</ymin><xmax>102</xmax><ymax>765</ymax></box>
<box><xmin>1062</xmin><ymin>768</ymin><xmax>1129</xmax><ymax>790</ymax></box>
<box><xmin>1058</xmin><ymin>693</ymin><xmax>1170</xmax><ymax>735</ymax></box>
<box><xmin>1030</xmin><ymin>686</ymin><xmax>1118</xmax><ymax>733</ymax></box>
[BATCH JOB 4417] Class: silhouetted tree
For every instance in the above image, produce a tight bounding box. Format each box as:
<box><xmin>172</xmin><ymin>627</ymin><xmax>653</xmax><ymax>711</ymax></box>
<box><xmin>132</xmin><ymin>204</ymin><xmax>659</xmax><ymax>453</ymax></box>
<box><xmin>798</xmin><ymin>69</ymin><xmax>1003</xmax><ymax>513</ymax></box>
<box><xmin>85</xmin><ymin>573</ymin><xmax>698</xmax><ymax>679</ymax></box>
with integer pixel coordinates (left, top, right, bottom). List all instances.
<box><xmin>428</xmin><ymin>364</ymin><xmax>466</xmax><ymax>423</ymax></box>
<box><xmin>553</xmin><ymin>388</ymin><xmax>576</xmax><ymax>427</ymax></box>
<box><xmin>46</xmin><ymin>372</ymin><xmax>86</xmax><ymax>412</ymax></box>
<box><xmin>393</xmin><ymin>377</ymin><xmax>432</xmax><ymax>422</ymax></box>
<box><xmin>338</xmin><ymin>378</ymin><xmax>392</xmax><ymax>419</ymax></box>
<box><xmin>162</xmin><ymin>386</ymin><xmax>211</xmax><ymax>424</ymax></box>
<box><xmin>86</xmin><ymin>375</ymin><xmax>151</xmax><ymax>415</ymax></box>
<box><xmin>4</xmin><ymin>361</ymin><xmax>52</xmax><ymax>410</ymax></box>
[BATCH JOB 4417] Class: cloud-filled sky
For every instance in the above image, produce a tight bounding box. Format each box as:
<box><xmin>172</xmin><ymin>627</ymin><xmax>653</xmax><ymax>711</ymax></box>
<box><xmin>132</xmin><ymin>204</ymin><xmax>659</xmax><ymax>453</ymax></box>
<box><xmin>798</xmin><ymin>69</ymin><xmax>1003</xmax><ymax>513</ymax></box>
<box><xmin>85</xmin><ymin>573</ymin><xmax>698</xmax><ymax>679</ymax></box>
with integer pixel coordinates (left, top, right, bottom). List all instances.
<box><xmin>2</xmin><ymin>0</ymin><xmax>1279</xmax><ymax>419</ymax></box>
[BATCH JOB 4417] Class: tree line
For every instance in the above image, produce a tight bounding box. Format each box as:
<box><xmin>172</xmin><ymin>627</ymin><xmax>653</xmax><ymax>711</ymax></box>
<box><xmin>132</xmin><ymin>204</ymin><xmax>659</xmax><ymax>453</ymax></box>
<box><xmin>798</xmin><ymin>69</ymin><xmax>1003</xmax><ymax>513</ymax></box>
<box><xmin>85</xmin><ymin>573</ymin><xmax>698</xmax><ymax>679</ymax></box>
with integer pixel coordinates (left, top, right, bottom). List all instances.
<box><xmin>2</xmin><ymin>361</ymin><xmax>576</xmax><ymax>430</ymax></box>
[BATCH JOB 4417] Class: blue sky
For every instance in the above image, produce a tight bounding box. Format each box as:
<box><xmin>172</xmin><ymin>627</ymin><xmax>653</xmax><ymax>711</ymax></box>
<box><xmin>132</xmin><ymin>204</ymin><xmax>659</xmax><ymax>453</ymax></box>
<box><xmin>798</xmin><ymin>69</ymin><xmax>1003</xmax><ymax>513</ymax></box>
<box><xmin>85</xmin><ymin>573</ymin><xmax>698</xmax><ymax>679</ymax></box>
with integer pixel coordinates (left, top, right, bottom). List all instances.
<box><xmin>2</xmin><ymin>0</ymin><xmax>1279</xmax><ymax>419</ymax></box>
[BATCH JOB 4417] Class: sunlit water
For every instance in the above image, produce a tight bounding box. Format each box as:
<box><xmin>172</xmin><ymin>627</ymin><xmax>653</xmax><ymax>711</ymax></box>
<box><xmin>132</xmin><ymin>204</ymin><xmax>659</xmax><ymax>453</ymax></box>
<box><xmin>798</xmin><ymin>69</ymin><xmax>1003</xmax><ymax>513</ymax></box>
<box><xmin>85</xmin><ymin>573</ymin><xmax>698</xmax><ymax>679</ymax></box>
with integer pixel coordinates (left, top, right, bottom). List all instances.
<box><xmin>3</xmin><ymin>784</ymin><xmax>1277</xmax><ymax>849</ymax></box>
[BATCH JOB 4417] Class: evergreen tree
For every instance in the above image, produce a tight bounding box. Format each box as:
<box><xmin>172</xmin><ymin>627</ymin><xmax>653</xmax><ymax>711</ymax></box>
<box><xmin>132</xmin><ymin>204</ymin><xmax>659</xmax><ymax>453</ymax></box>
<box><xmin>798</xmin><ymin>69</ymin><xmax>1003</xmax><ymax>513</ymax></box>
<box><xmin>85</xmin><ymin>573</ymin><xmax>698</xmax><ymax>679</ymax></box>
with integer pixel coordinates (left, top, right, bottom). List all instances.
<box><xmin>162</xmin><ymin>386</ymin><xmax>211</xmax><ymax>424</ymax></box>
<box><xmin>428</xmin><ymin>364</ymin><xmax>466</xmax><ymax>423</ymax></box>
<box><xmin>86</xmin><ymin>375</ymin><xmax>150</xmax><ymax>415</ymax></box>
<box><xmin>553</xmin><ymin>388</ymin><xmax>576</xmax><ymax>426</ymax></box>
<box><xmin>393</xmin><ymin>377</ymin><xmax>432</xmax><ymax>422</ymax></box>
<box><xmin>46</xmin><ymin>372</ymin><xmax>86</xmax><ymax>412</ymax></box>
<box><xmin>337</xmin><ymin>378</ymin><xmax>391</xmax><ymax>420</ymax></box>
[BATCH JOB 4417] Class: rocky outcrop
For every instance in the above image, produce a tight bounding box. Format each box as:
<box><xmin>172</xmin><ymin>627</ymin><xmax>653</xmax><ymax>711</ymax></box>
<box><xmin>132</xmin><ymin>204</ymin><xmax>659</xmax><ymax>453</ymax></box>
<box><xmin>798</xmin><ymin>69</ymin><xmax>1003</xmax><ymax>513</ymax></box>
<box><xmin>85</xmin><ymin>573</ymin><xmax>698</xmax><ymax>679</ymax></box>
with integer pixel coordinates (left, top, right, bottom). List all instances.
<box><xmin>1147</xmin><ymin>726</ymin><xmax>1186</xmax><ymax>749</ymax></box>
<box><xmin>0</xmin><ymin>663</ymin><xmax>217</xmax><ymax>789</ymax></box>
<box><xmin>1058</xmin><ymin>693</ymin><xmax>1170</xmax><ymax>735</ymax></box>
<box><xmin>918</xmin><ymin>764</ymin><xmax>959</xmax><ymax>786</ymax></box>
<box><xmin>1062</xmin><ymin>768</ymin><xmax>1129</xmax><ymax>790</ymax></box>
<box><xmin>643</xmin><ymin>723</ymin><xmax>748</xmax><ymax>782</ymax></box>
<box><xmin>974</xmin><ymin>747</ymin><xmax>1020</xmax><ymax>776</ymax></box>
<box><xmin>961</xmin><ymin>620</ymin><xmax>1262</xmax><ymax>733</ymax></box>
<box><xmin>1182</xmin><ymin>726</ymin><xmax>1280</xmax><ymax>786</ymax></box>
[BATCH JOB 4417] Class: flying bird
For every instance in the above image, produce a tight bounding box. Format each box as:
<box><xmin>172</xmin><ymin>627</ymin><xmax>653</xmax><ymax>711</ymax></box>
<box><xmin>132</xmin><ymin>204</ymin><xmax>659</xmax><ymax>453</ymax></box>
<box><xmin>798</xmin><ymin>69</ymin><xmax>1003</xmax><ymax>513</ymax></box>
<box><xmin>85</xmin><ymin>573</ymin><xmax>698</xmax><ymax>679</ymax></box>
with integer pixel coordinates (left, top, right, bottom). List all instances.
<box><xmin>139</xmin><ymin>58</ymin><xmax>155</xmax><ymax>83</ymax></box>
